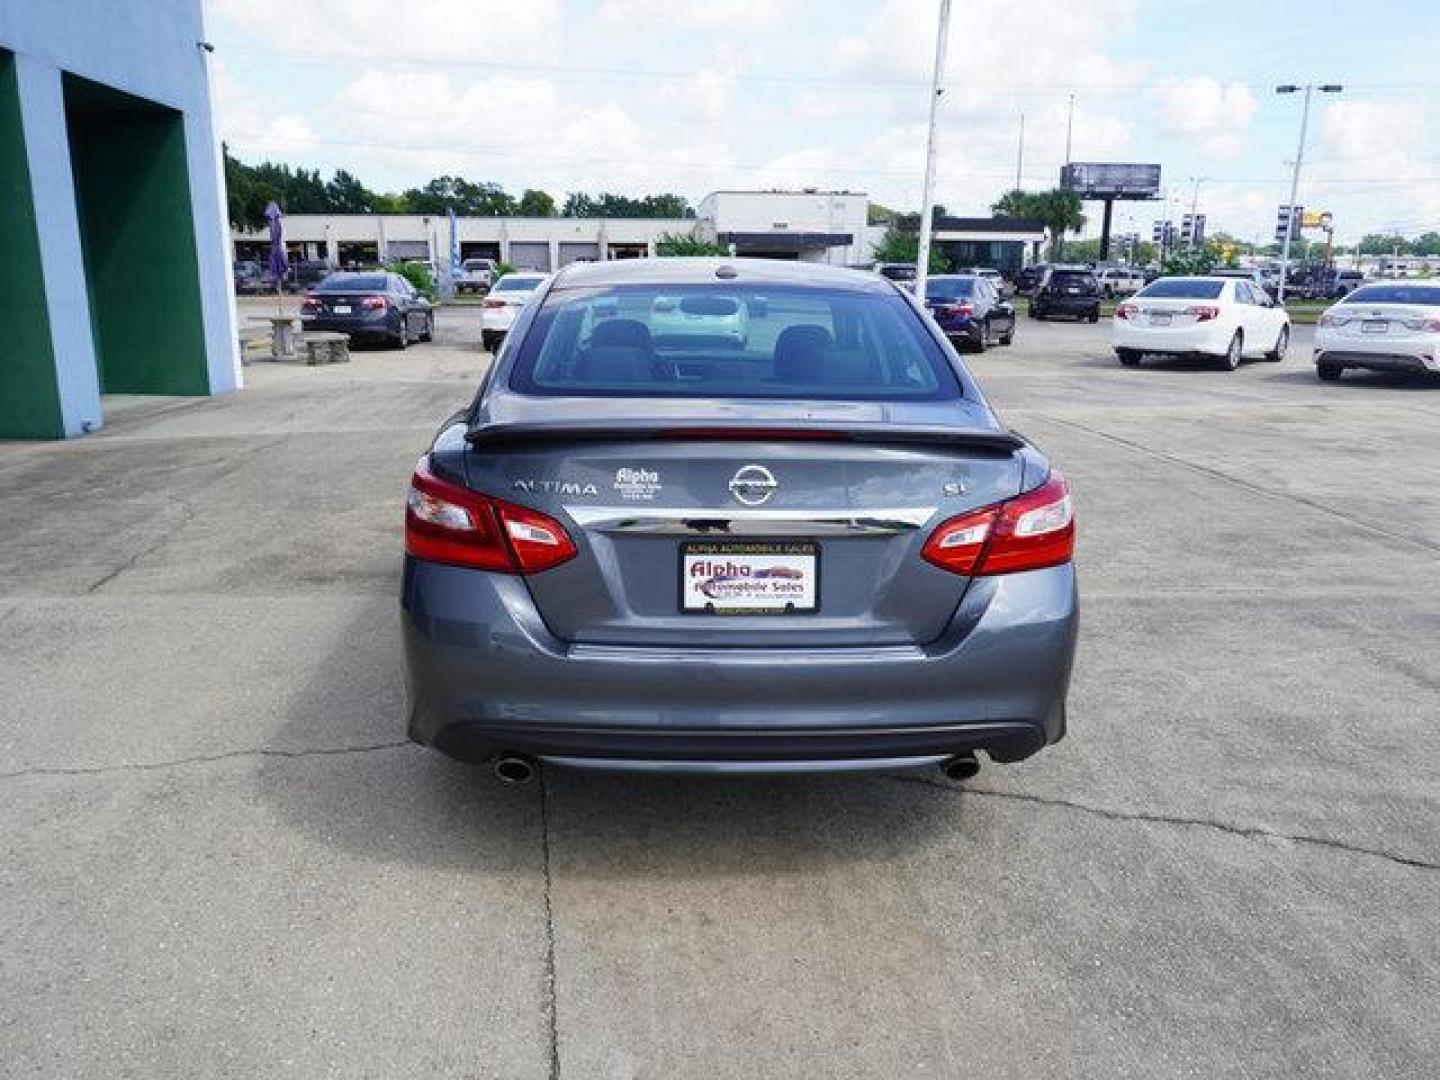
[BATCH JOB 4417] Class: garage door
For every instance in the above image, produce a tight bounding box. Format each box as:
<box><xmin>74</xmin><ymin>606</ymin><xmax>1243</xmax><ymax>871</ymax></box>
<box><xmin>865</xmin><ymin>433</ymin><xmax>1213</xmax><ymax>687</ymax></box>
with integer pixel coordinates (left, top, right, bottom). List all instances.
<box><xmin>558</xmin><ymin>242</ymin><xmax>600</xmax><ymax>266</ymax></box>
<box><xmin>386</xmin><ymin>240</ymin><xmax>429</xmax><ymax>261</ymax></box>
<box><xmin>509</xmin><ymin>242</ymin><xmax>552</xmax><ymax>271</ymax></box>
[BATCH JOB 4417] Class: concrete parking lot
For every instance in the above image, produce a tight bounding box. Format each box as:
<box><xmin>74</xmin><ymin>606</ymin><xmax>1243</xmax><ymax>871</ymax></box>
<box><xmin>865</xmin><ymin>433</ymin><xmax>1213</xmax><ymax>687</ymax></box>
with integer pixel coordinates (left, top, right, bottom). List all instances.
<box><xmin>2</xmin><ymin>303</ymin><xmax>1438</xmax><ymax>1079</ymax></box>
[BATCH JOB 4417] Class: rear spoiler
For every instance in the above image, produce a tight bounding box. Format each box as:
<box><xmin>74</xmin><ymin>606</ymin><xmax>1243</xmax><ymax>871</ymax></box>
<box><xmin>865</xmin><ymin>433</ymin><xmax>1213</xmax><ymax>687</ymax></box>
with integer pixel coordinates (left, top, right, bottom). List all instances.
<box><xmin>466</xmin><ymin>421</ymin><xmax>1025</xmax><ymax>453</ymax></box>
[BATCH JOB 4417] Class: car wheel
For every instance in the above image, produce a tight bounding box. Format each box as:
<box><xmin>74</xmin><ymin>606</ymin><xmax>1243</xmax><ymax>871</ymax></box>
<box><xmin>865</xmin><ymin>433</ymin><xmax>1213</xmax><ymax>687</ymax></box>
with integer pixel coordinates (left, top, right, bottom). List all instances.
<box><xmin>1219</xmin><ymin>331</ymin><xmax>1242</xmax><ymax>371</ymax></box>
<box><xmin>1029</xmin><ymin>306</ymin><xmax>1042</xmax><ymax>320</ymax></box>
<box><xmin>998</xmin><ymin>331</ymin><xmax>1013</xmax><ymax>346</ymax></box>
<box><xmin>419</xmin><ymin>315</ymin><xmax>434</xmax><ymax>343</ymax></box>
<box><xmin>394</xmin><ymin>319</ymin><xmax>409</xmax><ymax>350</ymax></box>
<box><xmin>1117</xmin><ymin>348</ymin><xmax>1142</xmax><ymax>367</ymax></box>
<box><xmin>1317</xmin><ymin>362</ymin><xmax>1343</xmax><ymax>382</ymax></box>
<box><xmin>1088</xmin><ymin>308</ymin><xmax>1101</xmax><ymax>323</ymax></box>
<box><xmin>973</xmin><ymin>320</ymin><xmax>989</xmax><ymax>352</ymax></box>
<box><xmin>1264</xmin><ymin>325</ymin><xmax>1288</xmax><ymax>361</ymax></box>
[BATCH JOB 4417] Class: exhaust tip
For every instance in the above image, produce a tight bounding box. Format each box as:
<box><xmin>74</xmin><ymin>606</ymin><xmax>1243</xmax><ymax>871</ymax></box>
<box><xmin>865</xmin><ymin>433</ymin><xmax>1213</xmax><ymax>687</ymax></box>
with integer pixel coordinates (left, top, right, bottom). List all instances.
<box><xmin>942</xmin><ymin>754</ymin><xmax>981</xmax><ymax>782</ymax></box>
<box><xmin>493</xmin><ymin>755</ymin><xmax>536</xmax><ymax>785</ymax></box>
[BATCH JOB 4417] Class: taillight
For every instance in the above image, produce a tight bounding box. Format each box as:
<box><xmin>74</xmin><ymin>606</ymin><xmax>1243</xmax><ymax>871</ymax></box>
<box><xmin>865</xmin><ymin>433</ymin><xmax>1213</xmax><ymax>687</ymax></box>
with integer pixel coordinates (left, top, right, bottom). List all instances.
<box><xmin>362</xmin><ymin>296</ymin><xmax>387</xmax><ymax>310</ymax></box>
<box><xmin>923</xmin><ymin>472</ymin><xmax>1074</xmax><ymax>577</ymax></box>
<box><xmin>1403</xmin><ymin>317</ymin><xmax>1440</xmax><ymax>331</ymax></box>
<box><xmin>404</xmin><ymin>457</ymin><xmax>576</xmax><ymax>574</ymax></box>
<box><xmin>1184</xmin><ymin>305</ymin><xmax>1220</xmax><ymax>322</ymax></box>
<box><xmin>482</xmin><ymin>298</ymin><xmax>507</xmax><ymax>309</ymax></box>
<box><xmin>1317</xmin><ymin>313</ymin><xmax>1335</xmax><ymax>327</ymax></box>
<box><xmin>300</xmin><ymin>294</ymin><xmax>320</xmax><ymax>314</ymax></box>
<box><xmin>940</xmin><ymin>303</ymin><xmax>973</xmax><ymax>317</ymax></box>
<box><xmin>1115</xmin><ymin>303</ymin><xmax>1136</xmax><ymax>320</ymax></box>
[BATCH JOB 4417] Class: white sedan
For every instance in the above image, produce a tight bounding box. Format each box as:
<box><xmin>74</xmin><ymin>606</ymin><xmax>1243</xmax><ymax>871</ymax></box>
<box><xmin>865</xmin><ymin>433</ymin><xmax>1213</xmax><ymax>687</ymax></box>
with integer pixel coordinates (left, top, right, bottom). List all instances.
<box><xmin>1314</xmin><ymin>281</ymin><xmax>1440</xmax><ymax>382</ymax></box>
<box><xmin>1113</xmin><ymin>276</ymin><xmax>1291</xmax><ymax>370</ymax></box>
<box><xmin>481</xmin><ymin>273</ymin><xmax>549</xmax><ymax>352</ymax></box>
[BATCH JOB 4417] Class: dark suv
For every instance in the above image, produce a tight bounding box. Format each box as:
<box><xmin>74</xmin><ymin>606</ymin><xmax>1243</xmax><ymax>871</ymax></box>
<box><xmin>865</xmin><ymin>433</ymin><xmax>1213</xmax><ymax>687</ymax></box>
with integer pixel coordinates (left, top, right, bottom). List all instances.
<box><xmin>1029</xmin><ymin>266</ymin><xmax>1101</xmax><ymax>322</ymax></box>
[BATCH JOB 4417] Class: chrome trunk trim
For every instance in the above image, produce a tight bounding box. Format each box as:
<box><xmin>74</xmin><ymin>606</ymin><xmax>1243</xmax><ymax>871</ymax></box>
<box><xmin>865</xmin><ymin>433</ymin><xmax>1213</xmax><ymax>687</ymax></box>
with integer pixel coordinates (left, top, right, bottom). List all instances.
<box><xmin>564</xmin><ymin>506</ymin><xmax>937</xmax><ymax>536</ymax></box>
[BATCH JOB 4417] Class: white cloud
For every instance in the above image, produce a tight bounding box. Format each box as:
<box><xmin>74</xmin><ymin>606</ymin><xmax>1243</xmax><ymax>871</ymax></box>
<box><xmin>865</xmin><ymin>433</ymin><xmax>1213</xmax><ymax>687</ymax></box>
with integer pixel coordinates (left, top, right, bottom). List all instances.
<box><xmin>1155</xmin><ymin>77</ymin><xmax>1257</xmax><ymax>160</ymax></box>
<box><xmin>598</xmin><ymin>0</ymin><xmax>786</xmax><ymax>30</ymax></box>
<box><xmin>1312</xmin><ymin>98</ymin><xmax>1440</xmax><ymax>233</ymax></box>
<box><xmin>680</xmin><ymin>70</ymin><xmax>733</xmax><ymax>121</ymax></box>
<box><xmin>211</xmin><ymin>58</ymin><xmax>316</xmax><ymax>157</ymax></box>
<box><xmin>211</xmin><ymin>0</ymin><xmax>560</xmax><ymax>61</ymax></box>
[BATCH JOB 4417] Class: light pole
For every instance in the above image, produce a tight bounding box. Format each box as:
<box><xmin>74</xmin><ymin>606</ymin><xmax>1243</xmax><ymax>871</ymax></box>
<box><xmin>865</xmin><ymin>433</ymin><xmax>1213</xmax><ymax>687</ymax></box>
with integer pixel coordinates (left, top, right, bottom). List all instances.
<box><xmin>1275</xmin><ymin>83</ymin><xmax>1342</xmax><ymax>302</ymax></box>
<box><xmin>1064</xmin><ymin>94</ymin><xmax>1075</xmax><ymax>164</ymax></box>
<box><xmin>1187</xmin><ymin>176</ymin><xmax>1209</xmax><ymax>248</ymax></box>
<box><xmin>913</xmin><ymin>0</ymin><xmax>952</xmax><ymax>302</ymax></box>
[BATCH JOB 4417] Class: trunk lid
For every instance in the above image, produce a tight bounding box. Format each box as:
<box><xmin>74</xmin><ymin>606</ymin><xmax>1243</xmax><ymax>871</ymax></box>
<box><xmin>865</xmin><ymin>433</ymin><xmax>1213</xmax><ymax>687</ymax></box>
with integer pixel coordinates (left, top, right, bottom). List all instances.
<box><xmin>462</xmin><ymin>413</ymin><xmax>1024</xmax><ymax>647</ymax></box>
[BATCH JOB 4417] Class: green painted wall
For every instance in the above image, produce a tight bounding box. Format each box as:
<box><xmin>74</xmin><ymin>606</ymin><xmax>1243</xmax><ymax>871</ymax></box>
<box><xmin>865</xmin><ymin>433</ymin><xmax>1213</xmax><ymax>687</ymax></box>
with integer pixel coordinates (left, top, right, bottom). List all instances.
<box><xmin>0</xmin><ymin>51</ymin><xmax>65</xmax><ymax>438</ymax></box>
<box><xmin>65</xmin><ymin>77</ymin><xmax>208</xmax><ymax>396</ymax></box>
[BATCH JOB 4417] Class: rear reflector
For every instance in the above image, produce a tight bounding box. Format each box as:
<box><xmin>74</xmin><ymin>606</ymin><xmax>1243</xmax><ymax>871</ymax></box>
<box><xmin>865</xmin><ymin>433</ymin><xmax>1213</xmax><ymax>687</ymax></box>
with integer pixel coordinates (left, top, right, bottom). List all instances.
<box><xmin>1184</xmin><ymin>305</ymin><xmax>1220</xmax><ymax>322</ymax></box>
<box><xmin>405</xmin><ymin>456</ymin><xmax>576</xmax><ymax>573</ymax></box>
<box><xmin>923</xmin><ymin>472</ymin><xmax>1074</xmax><ymax>576</ymax></box>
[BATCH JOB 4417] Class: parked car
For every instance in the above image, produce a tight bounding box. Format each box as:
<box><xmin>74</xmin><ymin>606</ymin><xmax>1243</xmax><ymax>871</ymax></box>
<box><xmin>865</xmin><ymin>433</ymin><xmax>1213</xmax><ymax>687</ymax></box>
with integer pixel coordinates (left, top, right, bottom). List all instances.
<box><xmin>300</xmin><ymin>271</ymin><xmax>434</xmax><ymax>349</ymax></box>
<box><xmin>650</xmin><ymin>293</ymin><xmax>750</xmax><ymax>348</ymax></box>
<box><xmin>233</xmin><ymin>259</ymin><xmax>264</xmax><ymax>295</ymax></box>
<box><xmin>457</xmin><ymin>258</ymin><xmax>497</xmax><ymax>295</ymax></box>
<box><xmin>875</xmin><ymin>263</ymin><xmax>918</xmax><ymax>291</ymax></box>
<box><xmin>402</xmin><ymin>258</ymin><xmax>1078</xmax><ymax>781</ymax></box>
<box><xmin>1095</xmin><ymin>266</ymin><xmax>1144</xmax><ymax>299</ymax></box>
<box><xmin>1029</xmin><ymin>266</ymin><xmax>1101</xmax><ymax>322</ymax></box>
<box><xmin>966</xmin><ymin>266</ymin><xmax>1014</xmax><ymax>299</ymax></box>
<box><xmin>293</xmin><ymin>259</ymin><xmax>330</xmax><ymax>291</ymax></box>
<box><xmin>923</xmin><ymin>273</ymin><xmax>1016</xmax><ymax>351</ymax></box>
<box><xmin>480</xmin><ymin>272</ymin><xmax>549</xmax><ymax>352</ymax></box>
<box><xmin>1016</xmin><ymin>263</ymin><xmax>1046</xmax><ymax>295</ymax></box>
<box><xmin>1313</xmin><ymin>281</ymin><xmax>1440</xmax><ymax>382</ymax></box>
<box><xmin>1209</xmin><ymin>267</ymin><xmax>1278</xmax><ymax>302</ymax></box>
<box><xmin>1328</xmin><ymin>269</ymin><xmax>1367</xmax><ymax>299</ymax></box>
<box><xmin>1113</xmin><ymin>276</ymin><xmax>1290</xmax><ymax>370</ymax></box>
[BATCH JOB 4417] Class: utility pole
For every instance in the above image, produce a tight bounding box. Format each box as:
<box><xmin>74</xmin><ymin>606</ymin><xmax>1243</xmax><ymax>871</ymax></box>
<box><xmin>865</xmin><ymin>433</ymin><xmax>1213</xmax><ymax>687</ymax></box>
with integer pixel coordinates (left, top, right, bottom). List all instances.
<box><xmin>1275</xmin><ymin>82</ymin><xmax>1342</xmax><ymax>302</ymax></box>
<box><xmin>913</xmin><ymin>0</ymin><xmax>951</xmax><ymax>302</ymax></box>
<box><xmin>1015</xmin><ymin>110</ymin><xmax>1025</xmax><ymax>192</ymax></box>
<box><xmin>1064</xmin><ymin>94</ymin><xmax>1076</xmax><ymax>164</ymax></box>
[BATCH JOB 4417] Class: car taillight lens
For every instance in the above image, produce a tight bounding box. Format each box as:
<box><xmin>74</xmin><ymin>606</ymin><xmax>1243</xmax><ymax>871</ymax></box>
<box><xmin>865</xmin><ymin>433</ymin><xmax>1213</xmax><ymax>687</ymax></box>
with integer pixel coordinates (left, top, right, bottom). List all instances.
<box><xmin>1318</xmin><ymin>312</ymin><xmax>1336</xmax><ymax>327</ymax></box>
<box><xmin>1115</xmin><ymin>303</ymin><xmax>1136</xmax><ymax>320</ymax></box>
<box><xmin>1403</xmin><ymin>317</ymin><xmax>1440</xmax><ymax>331</ymax></box>
<box><xmin>937</xmin><ymin>303</ymin><xmax>973</xmax><ymax>317</ymax></box>
<box><xmin>300</xmin><ymin>296</ymin><xmax>320</xmax><ymax>314</ymax></box>
<box><xmin>1184</xmin><ymin>305</ymin><xmax>1220</xmax><ymax>321</ymax></box>
<box><xmin>362</xmin><ymin>296</ymin><xmax>387</xmax><ymax>310</ymax></box>
<box><xmin>483</xmin><ymin>298</ymin><xmax>507</xmax><ymax>309</ymax></box>
<box><xmin>404</xmin><ymin>457</ymin><xmax>576</xmax><ymax>574</ymax></box>
<box><xmin>923</xmin><ymin>472</ymin><xmax>1074</xmax><ymax>576</ymax></box>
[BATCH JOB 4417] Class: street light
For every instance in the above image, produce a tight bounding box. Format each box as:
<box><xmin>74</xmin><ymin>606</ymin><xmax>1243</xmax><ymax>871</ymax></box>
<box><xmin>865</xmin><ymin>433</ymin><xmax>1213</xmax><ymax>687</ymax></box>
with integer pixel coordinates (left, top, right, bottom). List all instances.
<box><xmin>1275</xmin><ymin>82</ymin><xmax>1343</xmax><ymax>302</ymax></box>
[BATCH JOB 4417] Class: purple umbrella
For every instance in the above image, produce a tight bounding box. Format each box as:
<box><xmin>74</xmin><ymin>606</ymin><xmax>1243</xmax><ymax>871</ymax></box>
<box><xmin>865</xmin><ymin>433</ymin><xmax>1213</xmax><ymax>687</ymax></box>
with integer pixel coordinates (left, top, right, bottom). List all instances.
<box><xmin>265</xmin><ymin>201</ymin><xmax>288</xmax><ymax>306</ymax></box>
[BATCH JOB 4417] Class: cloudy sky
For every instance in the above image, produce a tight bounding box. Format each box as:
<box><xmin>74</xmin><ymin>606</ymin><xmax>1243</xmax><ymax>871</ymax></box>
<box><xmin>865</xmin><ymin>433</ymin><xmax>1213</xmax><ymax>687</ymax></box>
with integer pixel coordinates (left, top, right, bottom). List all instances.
<box><xmin>207</xmin><ymin>0</ymin><xmax>1440</xmax><ymax>243</ymax></box>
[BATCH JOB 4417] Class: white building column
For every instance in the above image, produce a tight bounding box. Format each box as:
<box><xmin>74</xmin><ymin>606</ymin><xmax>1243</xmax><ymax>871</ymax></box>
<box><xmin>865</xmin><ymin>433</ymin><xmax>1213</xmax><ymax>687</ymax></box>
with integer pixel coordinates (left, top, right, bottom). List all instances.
<box><xmin>13</xmin><ymin>54</ymin><xmax>102</xmax><ymax>437</ymax></box>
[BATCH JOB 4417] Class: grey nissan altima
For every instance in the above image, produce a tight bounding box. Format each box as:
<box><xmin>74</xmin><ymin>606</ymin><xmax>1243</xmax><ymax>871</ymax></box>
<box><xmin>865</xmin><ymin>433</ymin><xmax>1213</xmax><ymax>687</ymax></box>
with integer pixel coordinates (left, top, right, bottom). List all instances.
<box><xmin>402</xmin><ymin>258</ymin><xmax>1077</xmax><ymax>781</ymax></box>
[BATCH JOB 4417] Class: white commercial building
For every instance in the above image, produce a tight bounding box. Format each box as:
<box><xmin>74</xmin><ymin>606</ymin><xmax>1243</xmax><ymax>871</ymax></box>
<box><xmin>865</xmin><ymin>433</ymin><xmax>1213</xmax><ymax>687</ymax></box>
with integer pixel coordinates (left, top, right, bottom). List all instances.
<box><xmin>232</xmin><ymin>214</ymin><xmax>692</xmax><ymax>274</ymax></box>
<box><xmin>1</xmin><ymin>0</ymin><xmax>238</xmax><ymax>439</ymax></box>
<box><xmin>696</xmin><ymin>190</ymin><xmax>870</xmax><ymax>264</ymax></box>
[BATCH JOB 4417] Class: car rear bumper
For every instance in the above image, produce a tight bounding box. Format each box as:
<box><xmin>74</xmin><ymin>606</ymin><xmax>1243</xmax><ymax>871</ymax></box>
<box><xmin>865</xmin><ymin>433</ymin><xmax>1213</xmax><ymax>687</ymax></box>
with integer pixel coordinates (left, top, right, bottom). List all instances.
<box><xmin>402</xmin><ymin>558</ymin><xmax>1078</xmax><ymax>773</ymax></box>
<box><xmin>1034</xmin><ymin>296</ymin><xmax>1097</xmax><ymax>315</ymax></box>
<box><xmin>301</xmin><ymin>313</ymin><xmax>395</xmax><ymax>338</ymax></box>
<box><xmin>1314</xmin><ymin>346</ymin><xmax>1440</xmax><ymax>373</ymax></box>
<box><xmin>1113</xmin><ymin>321</ymin><xmax>1233</xmax><ymax>355</ymax></box>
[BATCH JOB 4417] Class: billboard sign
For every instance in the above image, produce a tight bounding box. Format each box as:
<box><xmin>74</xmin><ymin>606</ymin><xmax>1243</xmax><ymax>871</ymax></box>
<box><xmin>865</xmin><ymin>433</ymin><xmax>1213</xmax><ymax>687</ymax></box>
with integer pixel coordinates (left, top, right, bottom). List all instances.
<box><xmin>1060</xmin><ymin>162</ymin><xmax>1162</xmax><ymax>200</ymax></box>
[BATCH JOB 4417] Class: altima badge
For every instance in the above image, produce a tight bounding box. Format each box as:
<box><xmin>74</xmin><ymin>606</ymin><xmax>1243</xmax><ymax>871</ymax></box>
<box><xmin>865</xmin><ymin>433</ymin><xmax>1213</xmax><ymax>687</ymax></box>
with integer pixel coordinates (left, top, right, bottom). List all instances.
<box><xmin>728</xmin><ymin>464</ymin><xmax>778</xmax><ymax>506</ymax></box>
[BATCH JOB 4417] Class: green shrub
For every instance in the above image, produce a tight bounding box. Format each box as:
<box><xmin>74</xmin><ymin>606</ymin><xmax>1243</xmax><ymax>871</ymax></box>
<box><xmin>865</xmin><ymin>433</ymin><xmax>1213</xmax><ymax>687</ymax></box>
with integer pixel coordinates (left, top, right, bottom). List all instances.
<box><xmin>393</xmin><ymin>260</ymin><xmax>437</xmax><ymax>299</ymax></box>
<box><xmin>655</xmin><ymin>231</ymin><xmax>728</xmax><ymax>257</ymax></box>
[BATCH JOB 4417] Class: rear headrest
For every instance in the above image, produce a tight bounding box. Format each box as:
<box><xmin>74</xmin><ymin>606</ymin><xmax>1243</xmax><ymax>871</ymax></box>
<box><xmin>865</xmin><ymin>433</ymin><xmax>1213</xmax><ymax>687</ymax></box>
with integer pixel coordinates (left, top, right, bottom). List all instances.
<box><xmin>591</xmin><ymin>318</ymin><xmax>654</xmax><ymax>353</ymax></box>
<box><xmin>773</xmin><ymin>324</ymin><xmax>833</xmax><ymax>383</ymax></box>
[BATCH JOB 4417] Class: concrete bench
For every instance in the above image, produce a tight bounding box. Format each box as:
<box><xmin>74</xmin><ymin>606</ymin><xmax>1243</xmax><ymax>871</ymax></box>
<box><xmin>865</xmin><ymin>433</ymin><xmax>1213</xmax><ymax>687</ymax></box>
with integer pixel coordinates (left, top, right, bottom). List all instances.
<box><xmin>297</xmin><ymin>331</ymin><xmax>351</xmax><ymax>365</ymax></box>
<box><xmin>238</xmin><ymin>328</ymin><xmax>271</xmax><ymax>365</ymax></box>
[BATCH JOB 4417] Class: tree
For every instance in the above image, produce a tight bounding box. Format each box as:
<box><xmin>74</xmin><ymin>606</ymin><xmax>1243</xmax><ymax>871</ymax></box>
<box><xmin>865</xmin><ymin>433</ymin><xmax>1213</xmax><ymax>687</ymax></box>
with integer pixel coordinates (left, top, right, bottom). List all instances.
<box><xmin>516</xmin><ymin>188</ymin><xmax>557</xmax><ymax>217</ymax></box>
<box><xmin>654</xmin><ymin>231</ymin><xmax>728</xmax><ymax>256</ymax></box>
<box><xmin>1356</xmin><ymin>233</ymin><xmax>1409</xmax><ymax>256</ymax></box>
<box><xmin>990</xmin><ymin>188</ymin><xmax>1085</xmax><ymax>259</ymax></box>
<box><xmin>563</xmin><ymin>192</ymin><xmax>694</xmax><ymax>218</ymax></box>
<box><xmin>403</xmin><ymin>176</ymin><xmax>515</xmax><ymax>216</ymax></box>
<box><xmin>1160</xmin><ymin>242</ymin><xmax>1221</xmax><ymax>276</ymax></box>
<box><xmin>325</xmin><ymin>169</ymin><xmax>376</xmax><ymax>214</ymax></box>
<box><xmin>1411</xmin><ymin>231</ymin><xmax>1440</xmax><ymax>256</ymax></box>
<box><xmin>870</xmin><ymin>223</ymin><xmax>948</xmax><ymax>272</ymax></box>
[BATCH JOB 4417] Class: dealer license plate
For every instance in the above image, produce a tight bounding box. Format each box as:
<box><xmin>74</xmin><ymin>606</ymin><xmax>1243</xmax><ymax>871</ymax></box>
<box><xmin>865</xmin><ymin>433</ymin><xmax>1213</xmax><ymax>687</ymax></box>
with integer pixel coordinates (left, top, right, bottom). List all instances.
<box><xmin>1150</xmin><ymin>312</ymin><xmax>1172</xmax><ymax>326</ymax></box>
<box><xmin>333</xmin><ymin>304</ymin><xmax>352</xmax><ymax>314</ymax></box>
<box><xmin>1362</xmin><ymin>320</ymin><xmax>1388</xmax><ymax>334</ymax></box>
<box><xmin>681</xmin><ymin>541</ymin><xmax>818</xmax><ymax>614</ymax></box>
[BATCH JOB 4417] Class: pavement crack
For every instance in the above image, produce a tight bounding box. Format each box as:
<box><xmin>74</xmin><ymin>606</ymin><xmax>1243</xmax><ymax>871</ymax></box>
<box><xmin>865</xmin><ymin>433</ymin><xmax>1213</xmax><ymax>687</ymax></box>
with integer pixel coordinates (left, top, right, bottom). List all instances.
<box><xmin>1031</xmin><ymin>412</ymin><xmax>1440</xmax><ymax>555</ymax></box>
<box><xmin>0</xmin><ymin>740</ymin><xmax>414</xmax><ymax>782</ymax></box>
<box><xmin>538</xmin><ymin>770</ymin><xmax>561</xmax><ymax>1080</ymax></box>
<box><xmin>884</xmin><ymin>775</ymin><xmax>1440</xmax><ymax>874</ymax></box>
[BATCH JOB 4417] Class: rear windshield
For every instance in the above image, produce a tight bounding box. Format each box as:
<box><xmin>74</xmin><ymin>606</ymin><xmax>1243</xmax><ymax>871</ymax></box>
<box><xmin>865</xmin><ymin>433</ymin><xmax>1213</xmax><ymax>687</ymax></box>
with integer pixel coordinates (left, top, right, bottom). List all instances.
<box><xmin>925</xmin><ymin>278</ymin><xmax>976</xmax><ymax>301</ymax></box>
<box><xmin>317</xmin><ymin>275</ymin><xmax>386</xmax><ymax>292</ymax></box>
<box><xmin>1050</xmin><ymin>271</ymin><xmax>1096</xmax><ymax>287</ymax></box>
<box><xmin>494</xmin><ymin>275</ymin><xmax>544</xmax><ymax>292</ymax></box>
<box><xmin>1138</xmin><ymin>278</ymin><xmax>1225</xmax><ymax>299</ymax></box>
<box><xmin>1340</xmin><ymin>284</ymin><xmax>1440</xmax><ymax>306</ymax></box>
<box><xmin>510</xmin><ymin>284</ymin><xmax>961</xmax><ymax>401</ymax></box>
